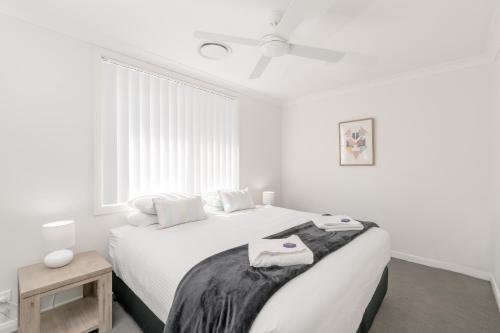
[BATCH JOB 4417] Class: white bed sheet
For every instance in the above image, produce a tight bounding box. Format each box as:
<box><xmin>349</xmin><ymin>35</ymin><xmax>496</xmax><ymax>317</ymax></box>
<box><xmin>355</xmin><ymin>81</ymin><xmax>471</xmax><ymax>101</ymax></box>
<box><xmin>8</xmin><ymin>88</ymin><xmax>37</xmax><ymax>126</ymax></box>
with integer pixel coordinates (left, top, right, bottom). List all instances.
<box><xmin>109</xmin><ymin>206</ymin><xmax>390</xmax><ymax>333</ymax></box>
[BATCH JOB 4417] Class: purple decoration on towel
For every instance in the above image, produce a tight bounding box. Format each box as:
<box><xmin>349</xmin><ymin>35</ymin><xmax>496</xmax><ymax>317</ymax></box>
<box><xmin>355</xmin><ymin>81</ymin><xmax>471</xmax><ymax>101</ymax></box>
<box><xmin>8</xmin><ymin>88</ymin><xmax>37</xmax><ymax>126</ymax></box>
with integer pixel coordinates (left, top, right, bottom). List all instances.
<box><xmin>283</xmin><ymin>242</ymin><xmax>297</xmax><ymax>248</ymax></box>
<box><xmin>341</xmin><ymin>218</ymin><xmax>351</xmax><ymax>223</ymax></box>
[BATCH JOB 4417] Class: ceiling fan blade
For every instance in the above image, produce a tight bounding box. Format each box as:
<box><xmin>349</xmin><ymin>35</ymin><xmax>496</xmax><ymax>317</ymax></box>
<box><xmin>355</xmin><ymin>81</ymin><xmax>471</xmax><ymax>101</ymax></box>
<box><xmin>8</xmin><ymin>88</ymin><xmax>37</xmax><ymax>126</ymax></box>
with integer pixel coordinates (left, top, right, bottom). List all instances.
<box><xmin>275</xmin><ymin>0</ymin><xmax>310</xmax><ymax>38</ymax></box>
<box><xmin>193</xmin><ymin>31</ymin><xmax>260</xmax><ymax>46</ymax></box>
<box><xmin>249</xmin><ymin>56</ymin><xmax>272</xmax><ymax>79</ymax></box>
<box><xmin>289</xmin><ymin>44</ymin><xmax>345</xmax><ymax>62</ymax></box>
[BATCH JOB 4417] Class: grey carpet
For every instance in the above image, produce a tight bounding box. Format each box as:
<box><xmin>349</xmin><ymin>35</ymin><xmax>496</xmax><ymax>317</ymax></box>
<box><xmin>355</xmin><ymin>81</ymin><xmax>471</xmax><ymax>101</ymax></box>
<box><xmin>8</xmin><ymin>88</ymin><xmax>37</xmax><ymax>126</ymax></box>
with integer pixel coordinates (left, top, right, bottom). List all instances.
<box><xmin>112</xmin><ymin>302</ymin><xmax>143</xmax><ymax>333</ymax></box>
<box><xmin>370</xmin><ymin>259</ymin><xmax>500</xmax><ymax>333</ymax></box>
<box><xmin>112</xmin><ymin>258</ymin><xmax>500</xmax><ymax>333</ymax></box>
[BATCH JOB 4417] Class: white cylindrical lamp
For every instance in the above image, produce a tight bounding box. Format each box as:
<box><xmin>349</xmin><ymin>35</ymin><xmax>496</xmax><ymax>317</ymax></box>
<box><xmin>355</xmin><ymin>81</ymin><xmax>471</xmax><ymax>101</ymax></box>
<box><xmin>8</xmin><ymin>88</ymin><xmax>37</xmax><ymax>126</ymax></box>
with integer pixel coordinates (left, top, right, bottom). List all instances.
<box><xmin>262</xmin><ymin>191</ymin><xmax>275</xmax><ymax>206</ymax></box>
<box><xmin>42</xmin><ymin>220</ymin><xmax>75</xmax><ymax>268</ymax></box>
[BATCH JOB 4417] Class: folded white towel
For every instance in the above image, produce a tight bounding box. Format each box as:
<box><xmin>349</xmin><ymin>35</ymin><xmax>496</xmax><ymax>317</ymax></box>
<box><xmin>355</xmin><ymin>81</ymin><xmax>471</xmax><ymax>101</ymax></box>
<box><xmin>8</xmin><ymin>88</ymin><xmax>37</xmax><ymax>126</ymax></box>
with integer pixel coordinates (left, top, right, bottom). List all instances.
<box><xmin>248</xmin><ymin>235</ymin><xmax>314</xmax><ymax>268</ymax></box>
<box><xmin>323</xmin><ymin>225</ymin><xmax>364</xmax><ymax>232</ymax></box>
<box><xmin>313</xmin><ymin>215</ymin><xmax>364</xmax><ymax>232</ymax></box>
<box><xmin>313</xmin><ymin>215</ymin><xmax>361</xmax><ymax>227</ymax></box>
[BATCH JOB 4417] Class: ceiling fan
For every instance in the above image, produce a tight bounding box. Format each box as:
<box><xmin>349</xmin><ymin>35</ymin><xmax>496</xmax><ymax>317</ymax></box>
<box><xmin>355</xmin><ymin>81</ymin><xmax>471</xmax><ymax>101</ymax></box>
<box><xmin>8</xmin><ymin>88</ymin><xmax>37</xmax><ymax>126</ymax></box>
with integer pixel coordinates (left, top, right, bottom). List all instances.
<box><xmin>193</xmin><ymin>0</ymin><xmax>347</xmax><ymax>80</ymax></box>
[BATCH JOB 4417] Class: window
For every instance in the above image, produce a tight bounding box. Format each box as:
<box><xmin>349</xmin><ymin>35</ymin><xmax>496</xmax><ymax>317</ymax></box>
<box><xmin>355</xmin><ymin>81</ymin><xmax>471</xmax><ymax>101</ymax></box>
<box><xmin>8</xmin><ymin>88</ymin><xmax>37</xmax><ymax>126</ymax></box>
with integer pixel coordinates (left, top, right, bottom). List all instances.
<box><xmin>96</xmin><ymin>57</ymin><xmax>239</xmax><ymax>212</ymax></box>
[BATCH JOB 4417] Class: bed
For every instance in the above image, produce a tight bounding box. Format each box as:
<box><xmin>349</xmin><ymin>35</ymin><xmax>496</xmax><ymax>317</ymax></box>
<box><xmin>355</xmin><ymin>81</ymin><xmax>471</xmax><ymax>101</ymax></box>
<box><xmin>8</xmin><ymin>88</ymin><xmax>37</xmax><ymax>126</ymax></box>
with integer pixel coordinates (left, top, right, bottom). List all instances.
<box><xmin>110</xmin><ymin>206</ymin><xmax>390</xmax><ymax>333</ymax></box>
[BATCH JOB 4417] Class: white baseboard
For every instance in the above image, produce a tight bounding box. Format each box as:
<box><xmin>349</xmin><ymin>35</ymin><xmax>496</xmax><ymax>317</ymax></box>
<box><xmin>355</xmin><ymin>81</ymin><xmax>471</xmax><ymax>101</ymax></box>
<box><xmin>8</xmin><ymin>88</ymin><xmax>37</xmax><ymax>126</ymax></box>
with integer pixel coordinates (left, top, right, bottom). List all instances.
<box><xmin>492</xmin><ymin>277</ymin><xmax>500</xmax><ymax>313</ymax></box>
<box><xmin>391</xmin><ymin>250</ymin><xmax>491</xmax><ymax>280</ymax></box>
<box><xmin>0</xmin><ymin>319</ymin><xmax>17</xmax><ymax>333</ymax></box>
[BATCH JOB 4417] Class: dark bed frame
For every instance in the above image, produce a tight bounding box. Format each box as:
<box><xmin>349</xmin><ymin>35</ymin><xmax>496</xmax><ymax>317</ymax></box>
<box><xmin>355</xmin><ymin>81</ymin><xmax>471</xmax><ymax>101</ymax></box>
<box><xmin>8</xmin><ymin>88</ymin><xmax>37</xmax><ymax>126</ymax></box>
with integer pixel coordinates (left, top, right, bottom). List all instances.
<box><xmin>113</xmin><ymin>266</ymin><xmax>388</xmax><ymax>333</ymax></box>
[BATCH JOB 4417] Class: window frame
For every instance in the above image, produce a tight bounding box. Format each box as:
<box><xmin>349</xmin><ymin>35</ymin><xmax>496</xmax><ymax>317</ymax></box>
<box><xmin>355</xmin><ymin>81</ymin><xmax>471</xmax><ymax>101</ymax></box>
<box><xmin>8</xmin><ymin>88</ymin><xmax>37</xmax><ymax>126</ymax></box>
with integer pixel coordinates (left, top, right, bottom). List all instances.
<box><xmin>92</xmin><ymin>48</ymin><xmax>240</xmax><ymax>215</ymax></box>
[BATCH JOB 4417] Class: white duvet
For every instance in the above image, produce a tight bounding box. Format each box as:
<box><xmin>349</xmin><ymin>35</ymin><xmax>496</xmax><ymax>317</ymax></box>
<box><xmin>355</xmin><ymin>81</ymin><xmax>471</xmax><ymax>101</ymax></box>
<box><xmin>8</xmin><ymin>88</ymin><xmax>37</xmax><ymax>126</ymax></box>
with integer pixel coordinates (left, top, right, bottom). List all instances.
<box><xmin>109</xmin><ymin>206</ymin><xmax>390</xmax><ymax>333</ymax></box>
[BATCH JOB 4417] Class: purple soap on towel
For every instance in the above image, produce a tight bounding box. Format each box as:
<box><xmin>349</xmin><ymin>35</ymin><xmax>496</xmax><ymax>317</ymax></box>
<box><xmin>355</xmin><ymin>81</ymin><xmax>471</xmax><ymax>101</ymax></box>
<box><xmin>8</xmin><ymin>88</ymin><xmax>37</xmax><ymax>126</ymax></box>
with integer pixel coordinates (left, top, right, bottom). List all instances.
<box><xmin>283</xmin><ymin>242</ymin><xmax>297</xmax><ymax>248</ymax></box>
<box><xmin>341</xmin><ymin>218</ymin><xmax>351</xmax><ymax>223</ymax></box>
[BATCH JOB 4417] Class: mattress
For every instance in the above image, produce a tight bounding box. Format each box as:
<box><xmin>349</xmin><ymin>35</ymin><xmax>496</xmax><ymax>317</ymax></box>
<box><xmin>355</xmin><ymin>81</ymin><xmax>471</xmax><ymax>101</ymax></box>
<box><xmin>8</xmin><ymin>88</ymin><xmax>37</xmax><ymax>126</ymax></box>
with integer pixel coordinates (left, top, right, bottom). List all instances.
<box><xmin>109</xmin><ymin>206</ymin><xmax>390</xmax><ymax>333</ymax></box>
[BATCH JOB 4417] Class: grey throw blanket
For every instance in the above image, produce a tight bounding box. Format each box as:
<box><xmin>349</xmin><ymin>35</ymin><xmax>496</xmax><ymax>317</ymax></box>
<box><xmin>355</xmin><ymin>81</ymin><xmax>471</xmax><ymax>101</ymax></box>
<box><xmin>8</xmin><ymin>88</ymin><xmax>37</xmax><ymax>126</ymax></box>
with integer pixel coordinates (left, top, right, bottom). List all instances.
<box><xmin>164</xmin><ymin>220</ymin><xmax>378</xmax><ymax>333</ymax></box>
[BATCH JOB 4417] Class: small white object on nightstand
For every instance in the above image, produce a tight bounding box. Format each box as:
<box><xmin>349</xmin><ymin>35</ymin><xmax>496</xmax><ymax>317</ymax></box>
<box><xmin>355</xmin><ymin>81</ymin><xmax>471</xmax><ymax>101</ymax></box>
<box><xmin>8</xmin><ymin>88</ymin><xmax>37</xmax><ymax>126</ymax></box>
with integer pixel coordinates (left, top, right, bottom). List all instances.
<box><xmin>262</xmin><ymin>191</ymin><xmax>275</xmax><ymax>206</ymax></box>
<box><xmin>42</xmin><ymin>220</ymin><xmax>75</xmax><ymax>268</ymax></box>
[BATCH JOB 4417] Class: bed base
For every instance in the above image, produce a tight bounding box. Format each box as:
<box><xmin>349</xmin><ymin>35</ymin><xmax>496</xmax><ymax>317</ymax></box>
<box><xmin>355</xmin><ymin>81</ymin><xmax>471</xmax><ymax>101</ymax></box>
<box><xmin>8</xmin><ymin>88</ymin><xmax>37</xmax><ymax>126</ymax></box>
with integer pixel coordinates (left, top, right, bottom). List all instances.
<box><xmin>113</xmin><ymin>266</ymin><xmax>388</xmax><ymax>333</ymax></box>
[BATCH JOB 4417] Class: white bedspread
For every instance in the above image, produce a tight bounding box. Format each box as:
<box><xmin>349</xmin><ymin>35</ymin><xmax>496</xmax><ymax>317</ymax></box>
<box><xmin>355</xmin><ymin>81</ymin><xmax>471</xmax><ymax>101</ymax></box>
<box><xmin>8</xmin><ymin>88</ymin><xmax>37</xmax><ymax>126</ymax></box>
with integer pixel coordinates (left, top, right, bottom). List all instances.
<box><xmin>109</xmin><ymin>206</ymin><xmax>390</xmax><ymax>333</ymax></box>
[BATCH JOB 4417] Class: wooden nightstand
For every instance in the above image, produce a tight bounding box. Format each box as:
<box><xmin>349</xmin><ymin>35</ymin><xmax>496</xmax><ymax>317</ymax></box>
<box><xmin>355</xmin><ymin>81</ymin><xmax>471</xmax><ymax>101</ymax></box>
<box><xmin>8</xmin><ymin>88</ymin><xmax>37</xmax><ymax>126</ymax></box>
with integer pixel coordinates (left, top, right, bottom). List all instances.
<box><xmin>18</xmin><ymin>251</ymin><xmax>112</xmax><ymax>333</ymax></box>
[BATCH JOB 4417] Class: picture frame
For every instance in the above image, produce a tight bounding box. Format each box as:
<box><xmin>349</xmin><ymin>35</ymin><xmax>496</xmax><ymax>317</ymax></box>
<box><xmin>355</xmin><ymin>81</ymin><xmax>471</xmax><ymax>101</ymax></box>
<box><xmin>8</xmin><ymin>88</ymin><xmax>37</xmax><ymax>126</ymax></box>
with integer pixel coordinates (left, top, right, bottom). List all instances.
<box><xmin>338</xmin><ymin>118</ymin><xmax>375</xmax><ymax>166</ymax></box>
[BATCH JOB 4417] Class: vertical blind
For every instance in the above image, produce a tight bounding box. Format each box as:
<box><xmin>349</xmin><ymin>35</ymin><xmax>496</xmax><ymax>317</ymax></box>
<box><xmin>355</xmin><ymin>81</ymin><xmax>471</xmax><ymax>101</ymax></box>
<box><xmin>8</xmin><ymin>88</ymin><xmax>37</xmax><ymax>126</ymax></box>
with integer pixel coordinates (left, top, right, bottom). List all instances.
<box><xmin>100</xmin><ymin>58</ymin><xmax>239</xmax><ymax>206</ymax></box>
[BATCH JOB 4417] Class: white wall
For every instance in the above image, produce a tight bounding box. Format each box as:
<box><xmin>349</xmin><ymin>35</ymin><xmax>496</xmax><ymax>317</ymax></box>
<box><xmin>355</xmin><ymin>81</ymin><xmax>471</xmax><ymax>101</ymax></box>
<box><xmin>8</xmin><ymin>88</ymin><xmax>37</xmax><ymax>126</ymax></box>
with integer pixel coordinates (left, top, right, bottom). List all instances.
<box><xmin>0</xmin><ymin>14</ymin><xmax>281</xmax><ymax>305</ymax></box>
<box><xmin>493</xmin><ymin>56</ymin><xmax>500</xmax><ymax>292</ymax></box>
<box><xmin>239</xmin><ymin>98</ymin><xmax>282</xmax><ymax>203</ymax></box>
<box><xmin>282</xmin><ymin>64</ymin><xmax>494</xmax><ymax>274</ymax></box>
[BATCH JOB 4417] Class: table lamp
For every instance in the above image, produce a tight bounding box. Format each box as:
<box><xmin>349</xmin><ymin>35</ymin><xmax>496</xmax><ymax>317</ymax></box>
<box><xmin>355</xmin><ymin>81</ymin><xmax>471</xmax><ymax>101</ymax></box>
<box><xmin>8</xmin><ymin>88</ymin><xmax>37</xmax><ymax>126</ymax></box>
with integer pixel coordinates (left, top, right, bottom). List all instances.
<box><xmin>262</xmin><ymin>191</ymin><xmax>275</xmax><ymax>206</ymax></box>
<box><xmin>42</xmin><ymin>220</ymin><xmax>75</xmax><ymax>268</ymax></box>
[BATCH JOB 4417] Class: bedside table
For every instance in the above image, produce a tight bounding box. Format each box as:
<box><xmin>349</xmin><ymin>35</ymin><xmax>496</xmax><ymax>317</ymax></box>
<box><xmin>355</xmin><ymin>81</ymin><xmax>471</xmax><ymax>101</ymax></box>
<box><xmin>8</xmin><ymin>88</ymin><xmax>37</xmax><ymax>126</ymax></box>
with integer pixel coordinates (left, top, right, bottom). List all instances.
<box><xmin>18</xmin><ymin>251</ymin><xmax>112</xmax><ymax>333</ymax></box>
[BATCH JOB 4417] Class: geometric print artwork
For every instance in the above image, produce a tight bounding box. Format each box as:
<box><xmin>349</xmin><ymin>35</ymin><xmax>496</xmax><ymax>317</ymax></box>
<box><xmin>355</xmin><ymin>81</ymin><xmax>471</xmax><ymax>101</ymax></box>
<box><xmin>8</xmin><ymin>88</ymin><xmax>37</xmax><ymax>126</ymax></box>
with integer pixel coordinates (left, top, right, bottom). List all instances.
<box><xmin>344</xmin><ymin>126</ymin><xmax>368</xmax><ymax>159</ymax></box>
<box><xmin>339</xmin><ymin>118</ymin><xmax>374</xmax><ymax>165</ymax></box>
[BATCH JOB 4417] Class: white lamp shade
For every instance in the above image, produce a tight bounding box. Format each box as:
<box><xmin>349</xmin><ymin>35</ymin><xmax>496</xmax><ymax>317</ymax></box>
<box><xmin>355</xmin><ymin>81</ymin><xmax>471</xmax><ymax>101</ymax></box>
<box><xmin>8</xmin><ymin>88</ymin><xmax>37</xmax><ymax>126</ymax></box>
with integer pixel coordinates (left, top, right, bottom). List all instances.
<box><xmin>42</xmin><ymin>220</ymin><xmax>75</xmax><ymax>252</ymax></box>
<box><xmin>262</xmin><ymin>191</ymin><xmax>275</xmax><ymax>205</ymax></box>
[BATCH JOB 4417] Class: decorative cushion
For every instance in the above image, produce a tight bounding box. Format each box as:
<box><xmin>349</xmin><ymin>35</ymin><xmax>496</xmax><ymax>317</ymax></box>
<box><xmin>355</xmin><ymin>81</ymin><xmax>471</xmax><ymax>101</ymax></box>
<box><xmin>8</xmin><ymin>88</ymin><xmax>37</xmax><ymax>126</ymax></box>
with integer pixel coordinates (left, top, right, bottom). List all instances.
<box><xmin>218</xmin><ymin>188</ymin><xmax>255</xmax><ymax>213</ymax></box>
<box><xmin>153</xmin><ymin>195</ymin><xmax>207</xmax><ymax>228</ymax></box>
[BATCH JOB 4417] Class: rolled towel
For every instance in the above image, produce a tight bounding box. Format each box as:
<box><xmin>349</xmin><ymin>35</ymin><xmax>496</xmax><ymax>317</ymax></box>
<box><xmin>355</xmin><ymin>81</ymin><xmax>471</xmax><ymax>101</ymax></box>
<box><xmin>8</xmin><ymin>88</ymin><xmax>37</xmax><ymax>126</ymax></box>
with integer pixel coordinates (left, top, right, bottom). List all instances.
<box><xmin>249</xmin><ymin>235</ymin><xmax>313</xmax><ymax>268</ymax></box>
<box><xmin>312</xmin><ymin>215</ymin><xmax>364</xmax><ymax>232</ymax></box>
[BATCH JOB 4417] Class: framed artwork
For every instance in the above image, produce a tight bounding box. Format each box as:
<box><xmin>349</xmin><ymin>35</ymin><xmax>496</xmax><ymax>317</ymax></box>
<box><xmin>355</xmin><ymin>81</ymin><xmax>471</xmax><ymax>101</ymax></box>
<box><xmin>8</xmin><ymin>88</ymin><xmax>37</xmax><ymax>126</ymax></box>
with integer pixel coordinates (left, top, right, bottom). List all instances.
<box><xmin>339</xmin><ymin>118</ymin><xmax>375</xmax><ymax>166</ymax></box>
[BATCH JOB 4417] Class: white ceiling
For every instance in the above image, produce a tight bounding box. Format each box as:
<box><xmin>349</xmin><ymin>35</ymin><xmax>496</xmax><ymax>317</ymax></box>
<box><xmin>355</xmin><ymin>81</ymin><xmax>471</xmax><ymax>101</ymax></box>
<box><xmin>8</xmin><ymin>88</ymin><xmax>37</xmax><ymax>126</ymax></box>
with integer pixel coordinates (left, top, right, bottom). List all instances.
<box><xmin>1</xmin><ymin>0</ymin><xmax>498</xmax><ymax>102</ymax></box>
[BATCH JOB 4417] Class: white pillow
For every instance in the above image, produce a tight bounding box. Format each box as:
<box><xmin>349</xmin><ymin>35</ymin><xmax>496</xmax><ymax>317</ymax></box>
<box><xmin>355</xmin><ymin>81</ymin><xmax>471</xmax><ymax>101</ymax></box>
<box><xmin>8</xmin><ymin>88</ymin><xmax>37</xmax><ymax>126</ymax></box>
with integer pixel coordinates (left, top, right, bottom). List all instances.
<box><xmin>153</xmin><ymin>195</ymin><xmax>207</xmax><ymax>228</ymax></box>
<box><xmin>218</xmin><ymin>188</ymin><xmax>255</xmax><ymax>213</ymax></box>
<box><xmin>127</xmin><ymin>195</ymin><xmax>162</xmax><ymax>214</ymax></box>
<box><xmin>126</xmin><ymin>212</ymin><xmax>159</xmax><ymax>227</ymax></box>
<box><xmin>202</xmin><ymin>192</ymin><xmax>224</xmax><ymax>211</ymax></box>
<box><xmin>128</xmin><ymin>193</ymin><xmax>196</xmax><ymax>215</ymax></box>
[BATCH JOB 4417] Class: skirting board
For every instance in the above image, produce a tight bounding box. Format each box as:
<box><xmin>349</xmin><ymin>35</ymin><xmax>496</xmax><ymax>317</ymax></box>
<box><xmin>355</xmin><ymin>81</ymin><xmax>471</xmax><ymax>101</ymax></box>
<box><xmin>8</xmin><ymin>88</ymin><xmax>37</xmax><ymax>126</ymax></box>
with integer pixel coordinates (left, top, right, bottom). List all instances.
<box><xmin>391</xmin><ymin>250</ymin><xmax>491</xmax><ymax>280</ymax></box>
<box><xmin>492</xmin><ymin>277</ymin><xmax>500</xmax><ymax>313</ymax></box>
